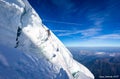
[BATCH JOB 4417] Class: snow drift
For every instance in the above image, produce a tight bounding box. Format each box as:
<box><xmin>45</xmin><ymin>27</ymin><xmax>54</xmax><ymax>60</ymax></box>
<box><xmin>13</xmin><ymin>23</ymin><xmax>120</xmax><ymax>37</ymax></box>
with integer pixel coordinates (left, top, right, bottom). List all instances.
<box><xmin>0</xmin><ymin>0</ymin><xmax>94</xmax><ymax>79</ymax></box>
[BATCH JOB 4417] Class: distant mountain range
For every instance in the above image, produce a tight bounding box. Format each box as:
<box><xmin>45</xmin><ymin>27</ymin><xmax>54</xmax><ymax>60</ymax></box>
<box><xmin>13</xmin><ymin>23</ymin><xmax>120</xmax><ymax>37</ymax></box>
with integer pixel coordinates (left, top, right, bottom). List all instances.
<box><xmin>68</xmin><ymin>47</ymin><xmax>120</xmax><ymax>79</ymax></box>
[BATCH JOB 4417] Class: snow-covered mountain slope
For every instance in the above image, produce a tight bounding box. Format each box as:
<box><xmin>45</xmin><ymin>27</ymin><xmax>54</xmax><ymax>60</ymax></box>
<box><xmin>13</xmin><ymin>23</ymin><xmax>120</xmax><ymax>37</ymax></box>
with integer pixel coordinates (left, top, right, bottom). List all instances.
<box><xmin>0</xmin><ymin>0</ymin><xmax>94</xmax><ymax>79</ymax></box>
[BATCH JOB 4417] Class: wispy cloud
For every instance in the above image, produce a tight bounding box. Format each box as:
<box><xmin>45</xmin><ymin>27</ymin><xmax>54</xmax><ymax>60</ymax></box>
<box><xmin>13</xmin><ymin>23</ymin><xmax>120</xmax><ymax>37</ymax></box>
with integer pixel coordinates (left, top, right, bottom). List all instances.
<box><xmin>53</xmin><ymin>28</ymin><xmax>101</xmax><ymax>37</ymax></box>
<box><xmin>53</xmin><ymin>30</ymin><xmax>70</xmax><ymax>32</ymax></box>
<box><xmin>80</xmin><ymin>28</ymin><xmax>101</xmax><ymax>37</ymax></box>
<box><xmin>43</xmin><ymin>19</ymin><xmax>82</xmax><ymax>26</ymax></box>
<box><xmin>87</xmin><ymin>12</ymin><xmax>107</xmax><ymax>27</ymax></box>
<box><xmin>93</xmin><ymin>34</ymin><xmax>120</xmax><ymax>39</ymax></box>
<box><xmin>57</xmin><ymin>30</ymin><xmax>81</xmax><ymax>36</ymax></box>
<box><xmin>86</xmin><ymin>0</ymin><xmax>120</xmax><ymax>27</ymax></box>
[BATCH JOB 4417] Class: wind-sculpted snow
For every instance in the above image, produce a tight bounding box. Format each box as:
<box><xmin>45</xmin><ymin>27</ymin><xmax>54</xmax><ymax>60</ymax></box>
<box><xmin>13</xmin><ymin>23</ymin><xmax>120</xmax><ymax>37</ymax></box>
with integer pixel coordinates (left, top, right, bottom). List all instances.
<box><xmin>0</xmin><ymin>0</ymin><xmax>94</xmax><ymax>79</ymax></box>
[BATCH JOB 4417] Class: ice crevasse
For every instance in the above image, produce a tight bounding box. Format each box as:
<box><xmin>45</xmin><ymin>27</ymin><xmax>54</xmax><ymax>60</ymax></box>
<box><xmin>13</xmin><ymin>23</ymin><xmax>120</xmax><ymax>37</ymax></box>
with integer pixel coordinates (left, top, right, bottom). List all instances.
<box><xmin>0</xmin><ymin>0</ymin><xmax>94</xmax><ymax>79</ymax></box>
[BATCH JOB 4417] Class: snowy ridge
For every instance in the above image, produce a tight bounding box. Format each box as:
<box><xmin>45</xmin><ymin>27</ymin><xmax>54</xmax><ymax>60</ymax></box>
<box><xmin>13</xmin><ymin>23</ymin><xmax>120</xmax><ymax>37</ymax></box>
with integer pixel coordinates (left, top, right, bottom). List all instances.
<box><xmin>0</xmin><ymin>0</ymin><xmax>94</xmax><ymax>79</ymax></box>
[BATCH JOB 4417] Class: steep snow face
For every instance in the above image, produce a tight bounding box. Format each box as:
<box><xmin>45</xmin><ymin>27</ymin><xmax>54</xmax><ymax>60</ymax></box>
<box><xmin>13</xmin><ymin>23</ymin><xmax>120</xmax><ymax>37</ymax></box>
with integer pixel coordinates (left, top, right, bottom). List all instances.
<box><xmin>0</xmin><ymin>0</ymin><xmax>94</xmax><ymax>79</ymax></box>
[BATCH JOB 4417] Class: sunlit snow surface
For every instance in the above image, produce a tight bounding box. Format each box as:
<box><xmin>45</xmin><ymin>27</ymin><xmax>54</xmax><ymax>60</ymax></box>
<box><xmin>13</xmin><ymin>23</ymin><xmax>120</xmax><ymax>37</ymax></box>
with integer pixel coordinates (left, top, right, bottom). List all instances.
<box><xmin>0</xmin><ymin>0</ymin><xmax>94</xmax><ymax>79</ymax></box>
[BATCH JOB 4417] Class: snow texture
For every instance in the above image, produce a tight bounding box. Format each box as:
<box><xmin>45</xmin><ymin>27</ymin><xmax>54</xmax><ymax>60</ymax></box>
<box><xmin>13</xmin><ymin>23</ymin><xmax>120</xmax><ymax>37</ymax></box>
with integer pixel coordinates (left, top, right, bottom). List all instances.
<box><xmin>0</xmin><ymin>0</ymin><xmax>94</xmax><ymax>79</ymax></box>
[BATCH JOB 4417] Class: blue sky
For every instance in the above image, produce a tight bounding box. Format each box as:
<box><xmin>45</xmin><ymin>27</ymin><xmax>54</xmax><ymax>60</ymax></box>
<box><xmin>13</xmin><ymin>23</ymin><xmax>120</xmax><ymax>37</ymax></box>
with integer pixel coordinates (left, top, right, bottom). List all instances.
<box><xmin>28</xmin><ymin>0</ymin><xmax>120</xmax><ymax>47</ymax></box>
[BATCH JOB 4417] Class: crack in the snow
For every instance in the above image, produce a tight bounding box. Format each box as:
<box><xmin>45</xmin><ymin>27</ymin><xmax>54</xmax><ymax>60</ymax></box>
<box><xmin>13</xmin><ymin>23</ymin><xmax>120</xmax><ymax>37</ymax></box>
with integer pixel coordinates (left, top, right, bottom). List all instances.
<box><xmin>15</xmin><ymin>5</ymin><xmax>26</xmax><ymax>48</ymax></box>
